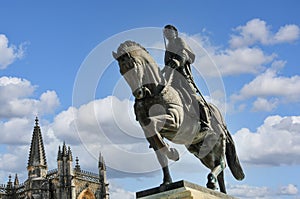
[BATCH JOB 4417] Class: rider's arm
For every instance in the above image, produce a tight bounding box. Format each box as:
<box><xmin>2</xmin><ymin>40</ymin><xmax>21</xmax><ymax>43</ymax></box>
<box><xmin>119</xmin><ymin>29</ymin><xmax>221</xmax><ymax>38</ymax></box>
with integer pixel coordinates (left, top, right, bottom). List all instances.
<box><xmin>175</xmin><ymin>37</ymin><xmax>195</xmax><ymax>65</ymax></box>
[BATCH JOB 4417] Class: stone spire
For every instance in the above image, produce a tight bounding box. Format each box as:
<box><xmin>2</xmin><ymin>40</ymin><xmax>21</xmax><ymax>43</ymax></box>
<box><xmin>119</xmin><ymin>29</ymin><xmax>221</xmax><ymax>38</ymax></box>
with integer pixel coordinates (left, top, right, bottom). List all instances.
<box><xmin>62</xmin><ymin>141</ymin><xmax>67</xmax><ymax>156</ymax></box>
<box><xmin>14</xmin><ymin>174</ymin><xmax>19</xmax><ymax>186</ymax></box>
<box><xmin>68</xmin><ymin>146</ymin><xmax>73</xmax><ymax>161</ymax></box>
<box><xmin>57</xmin><ymin>145</ymin><xmax>62</xmax><ymax>161</ymax></box>
<box><xmin>58</xmin><ymin>141</ymin><xmax>73</xmax><ymax>161</ymax></box>
<box><xmin>98</xmin><ymin>153</ymin><xmax>109</xmax><ymax>199</ymax></box>
<box><xmin>57</xmin><ymin>142</ymin><xmax>75</xmax><ymax>199</ymax></box>
<box><xmin>6</xmin><ymin>174</ymin><xmax>12</xmax><ymax>189</ymax></box>
<box><xmin>27</xmin><ymin>117</ymin><xmax>47</xmax><ymax>178</ymax></box>
<box><xmin>98</xmin><ymin>152</ymin><xmax>106</xmax><ymax>171</ymax></box>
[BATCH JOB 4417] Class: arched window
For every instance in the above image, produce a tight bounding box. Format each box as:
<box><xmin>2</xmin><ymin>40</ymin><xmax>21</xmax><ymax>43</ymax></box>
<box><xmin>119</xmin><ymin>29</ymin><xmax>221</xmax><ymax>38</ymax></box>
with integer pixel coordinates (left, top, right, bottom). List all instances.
<box><xmin>77</xmin><ymin>188</ymin><xmax>96</xmax><ymax>199</ymax></box>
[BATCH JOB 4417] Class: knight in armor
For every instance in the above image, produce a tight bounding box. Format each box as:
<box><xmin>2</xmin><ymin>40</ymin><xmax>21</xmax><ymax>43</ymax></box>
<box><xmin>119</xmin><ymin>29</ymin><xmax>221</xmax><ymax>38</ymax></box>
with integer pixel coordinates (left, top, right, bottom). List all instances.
<box><xmin>163</xmin><ymin>24</ymin><xmax>212</xmax><ymax>133</ymax></box>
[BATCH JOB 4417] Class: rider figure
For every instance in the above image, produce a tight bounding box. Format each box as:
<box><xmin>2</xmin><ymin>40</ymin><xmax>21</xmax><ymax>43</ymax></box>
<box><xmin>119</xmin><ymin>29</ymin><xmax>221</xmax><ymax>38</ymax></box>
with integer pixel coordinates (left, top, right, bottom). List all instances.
<box><xmin>163</xmin><ymin>24</ymin><xmax>212</xmax><ymax>133</ymax></box>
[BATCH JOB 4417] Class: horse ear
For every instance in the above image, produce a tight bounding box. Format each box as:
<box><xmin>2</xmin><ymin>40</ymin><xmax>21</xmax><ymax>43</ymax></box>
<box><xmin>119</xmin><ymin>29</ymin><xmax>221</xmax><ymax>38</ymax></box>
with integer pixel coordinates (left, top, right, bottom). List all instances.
<box><xmin>112</xmin><ymin>51</ymin><xmax>118</xmax><ymax>60</ymax></box>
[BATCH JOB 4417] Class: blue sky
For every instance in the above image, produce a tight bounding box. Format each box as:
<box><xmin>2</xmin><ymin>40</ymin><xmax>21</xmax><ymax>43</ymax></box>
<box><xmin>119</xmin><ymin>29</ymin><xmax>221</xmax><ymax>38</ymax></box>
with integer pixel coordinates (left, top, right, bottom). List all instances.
<box><xmin>1</xmin><ymin>1</ymin><xmax>300</xmax><ymax>198</ymax></box>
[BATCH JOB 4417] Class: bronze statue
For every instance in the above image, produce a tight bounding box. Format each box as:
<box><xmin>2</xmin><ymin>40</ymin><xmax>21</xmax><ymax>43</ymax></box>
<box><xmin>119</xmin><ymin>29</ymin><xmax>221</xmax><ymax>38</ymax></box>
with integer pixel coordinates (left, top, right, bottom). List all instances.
<box><xmin>163</xmin><ymin>24</ymin><xmax>212</xmax><ymax>134</ymax></box>
<box><xmin>112</xmin><ymin>40</ymin><xmax>244</xmax><ymax>194</ymax></box>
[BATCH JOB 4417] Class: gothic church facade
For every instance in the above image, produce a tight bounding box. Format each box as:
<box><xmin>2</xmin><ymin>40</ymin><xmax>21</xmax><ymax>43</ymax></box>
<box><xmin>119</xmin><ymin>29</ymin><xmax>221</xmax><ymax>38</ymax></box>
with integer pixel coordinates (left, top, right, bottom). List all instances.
<box><xmin>0</xmin><ymin>117</ymin><xmax>109</xmax><ymax>199</ymax></box>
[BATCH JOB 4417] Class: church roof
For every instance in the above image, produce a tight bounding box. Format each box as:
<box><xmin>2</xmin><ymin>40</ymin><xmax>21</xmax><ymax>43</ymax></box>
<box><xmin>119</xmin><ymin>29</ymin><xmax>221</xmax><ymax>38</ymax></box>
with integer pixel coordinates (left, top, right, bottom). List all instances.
<box><xmin>27</xmin><ymin>117</ymin><xmax>47</xmax><ymax>167</ymax></box>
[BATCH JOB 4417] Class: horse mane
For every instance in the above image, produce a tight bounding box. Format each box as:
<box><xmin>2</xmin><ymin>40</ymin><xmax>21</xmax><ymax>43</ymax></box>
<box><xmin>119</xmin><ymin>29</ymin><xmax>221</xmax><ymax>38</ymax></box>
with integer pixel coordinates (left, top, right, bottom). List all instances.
<box><xmin>116</xmin><ymin>40</ymin><xmax>149</xmax><ymax>58</ymax></box>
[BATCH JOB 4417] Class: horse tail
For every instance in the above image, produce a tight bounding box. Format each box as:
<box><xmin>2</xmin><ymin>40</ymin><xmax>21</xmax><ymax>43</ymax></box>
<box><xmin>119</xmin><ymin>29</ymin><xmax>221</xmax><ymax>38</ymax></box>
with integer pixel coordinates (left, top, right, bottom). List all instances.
<box><xmin>225</xmin><ymin>130</ymin><xmax>245</xmax><ymax>181</ymax></box>
<box><xmin>208</xmin><ymin>103</ymin><xmax>245</xmax><ymax>180</ymax></box>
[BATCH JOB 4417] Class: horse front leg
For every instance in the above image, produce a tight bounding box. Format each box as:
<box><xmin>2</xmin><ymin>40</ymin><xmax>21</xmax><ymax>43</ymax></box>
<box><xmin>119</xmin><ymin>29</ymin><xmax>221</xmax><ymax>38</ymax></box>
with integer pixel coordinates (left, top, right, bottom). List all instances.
<box><xmin>145</xmin><ymin>128</ymin><xmax>179</xmax><ymax>161</ymax></box>
<box><xmin>146</xmin><ymin>136</ymin><xmax>173</xmax><ymax>186</ymax></box>
<box><xmin>155</xmin><ymin>149</ymin><xmax>172</xmax><ymax>186</ymax></box>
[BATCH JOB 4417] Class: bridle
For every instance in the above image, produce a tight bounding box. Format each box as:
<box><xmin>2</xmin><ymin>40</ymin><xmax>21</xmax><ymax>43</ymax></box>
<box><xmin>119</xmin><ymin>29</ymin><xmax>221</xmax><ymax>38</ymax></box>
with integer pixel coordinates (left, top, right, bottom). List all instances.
<box><xmin>121</xmin><ymin>55</ymin><xmax>166</xmax><ymax>100</ymax></box>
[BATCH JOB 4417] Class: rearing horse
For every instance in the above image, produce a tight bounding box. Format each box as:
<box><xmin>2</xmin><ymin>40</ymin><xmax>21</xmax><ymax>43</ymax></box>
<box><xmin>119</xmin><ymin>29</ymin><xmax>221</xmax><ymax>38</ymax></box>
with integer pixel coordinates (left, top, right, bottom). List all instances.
<box><xmin>112</xmin><ymin>40</ymin><xmax>244</xmax><ymax>193</ymax></box>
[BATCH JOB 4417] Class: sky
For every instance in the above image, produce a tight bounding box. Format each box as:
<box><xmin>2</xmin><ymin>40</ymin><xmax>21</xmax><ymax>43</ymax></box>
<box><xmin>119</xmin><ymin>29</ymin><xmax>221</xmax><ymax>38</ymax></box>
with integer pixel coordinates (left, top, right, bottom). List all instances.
<box><xmin>1</xmin><ymin>1</ymin><xmax>300</xmax><ymax>198</ymax></box>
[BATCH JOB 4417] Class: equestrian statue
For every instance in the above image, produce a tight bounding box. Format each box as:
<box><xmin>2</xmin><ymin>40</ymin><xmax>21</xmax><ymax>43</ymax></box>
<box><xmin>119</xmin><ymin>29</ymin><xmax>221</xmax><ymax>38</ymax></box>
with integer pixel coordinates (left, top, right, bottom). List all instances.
<box><xmin>112</xmin><ymin>25</ymin><xmax>245</xmax><ymax>194</ymax></box>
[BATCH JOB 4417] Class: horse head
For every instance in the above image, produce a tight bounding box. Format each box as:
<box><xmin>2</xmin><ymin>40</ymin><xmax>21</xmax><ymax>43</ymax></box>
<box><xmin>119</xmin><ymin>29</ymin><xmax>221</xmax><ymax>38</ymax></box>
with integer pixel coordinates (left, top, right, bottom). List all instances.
<box><xmin>113</xmin><ymin>40</ymin><xmax>165</xmax><ymax>99</ymax></box>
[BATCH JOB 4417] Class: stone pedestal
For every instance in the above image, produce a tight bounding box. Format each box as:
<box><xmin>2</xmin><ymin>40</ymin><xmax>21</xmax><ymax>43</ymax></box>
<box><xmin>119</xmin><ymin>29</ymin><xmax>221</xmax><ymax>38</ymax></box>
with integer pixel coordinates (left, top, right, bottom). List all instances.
<box><xmin>136</xmin><ymin>180</ymin><xmax>237</xmax><ymax>199</ymax></box>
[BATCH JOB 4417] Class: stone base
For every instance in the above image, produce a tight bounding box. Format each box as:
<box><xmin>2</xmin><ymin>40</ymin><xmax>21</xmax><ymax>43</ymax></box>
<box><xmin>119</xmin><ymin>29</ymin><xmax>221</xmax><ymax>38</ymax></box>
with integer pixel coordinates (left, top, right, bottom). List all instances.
<box><xmin>136</xmin><ymin>180</ymin><xmax>237</xmax><ymax>199</ymax></box>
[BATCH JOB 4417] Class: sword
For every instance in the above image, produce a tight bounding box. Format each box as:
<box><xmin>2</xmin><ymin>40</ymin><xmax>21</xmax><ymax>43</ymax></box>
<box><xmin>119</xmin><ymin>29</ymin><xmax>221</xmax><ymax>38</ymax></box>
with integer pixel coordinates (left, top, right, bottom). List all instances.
<box><xmin>162</xmin><ymin>30</ymin><xmax>168</xmax><ymax>74</ymax></box>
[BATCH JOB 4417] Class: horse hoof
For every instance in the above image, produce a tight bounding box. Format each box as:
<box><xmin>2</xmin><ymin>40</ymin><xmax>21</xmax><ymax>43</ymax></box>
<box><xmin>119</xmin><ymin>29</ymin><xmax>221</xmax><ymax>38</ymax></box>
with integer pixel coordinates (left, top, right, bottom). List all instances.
<box><xmin>206</xmin><ymin>173</ymin><xmax>217</xmax><ymax>190</ymax></box>
<box><xmin>159</xmin><ymin>181</ymin><xmax>171</xmax><ymax>192</ymax></box>
<box><xmin>206</xmin><ymin>182</ymin><xmax>217</xmax><ymax>190</ymax></box>
<box><xmin>167</xmin><ymin>148</ymin><xmax>179</xmax><ymax>161</ymax></box>
<box><xmin>160</xmin><ymin>182</ymin><xmax>170</xmax><ymax>186</ymax></box>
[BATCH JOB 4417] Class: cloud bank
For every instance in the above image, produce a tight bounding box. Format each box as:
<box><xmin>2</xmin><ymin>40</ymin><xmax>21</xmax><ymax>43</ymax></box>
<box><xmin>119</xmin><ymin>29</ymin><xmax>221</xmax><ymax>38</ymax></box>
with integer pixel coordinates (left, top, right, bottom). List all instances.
<box><xmin>230</xmin><ymin>18</ymin><xmax>300</xmax><ymax>48</ymax></box>
<box><xmin>0</xmin><ymin>34</ymin><xmax>26</xmax><ymax>69</ymax></box>
<box><xmin>0</xmin><ymin>76</ymin><xmax>60</xmax><ymax>119</ymax></box>
<box><xmin>228</xmin><ymin>183</ymin><xmax>298</xmax><ymax>199</ymax></box>
<box><xmin>233</xmin><ymin>115</ymin><xmax>300</xmax><ymax>166</ymax></box>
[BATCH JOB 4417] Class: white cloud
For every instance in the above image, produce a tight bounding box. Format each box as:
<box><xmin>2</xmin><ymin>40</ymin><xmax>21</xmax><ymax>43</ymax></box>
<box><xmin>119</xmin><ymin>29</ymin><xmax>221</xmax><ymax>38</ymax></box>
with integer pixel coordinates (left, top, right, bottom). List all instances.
<box><xmin>252</xmin><ymin>97</ymin><xmax>279</xmax><ymax>112</ymax></box>
<box><xmin>228</xmin><ymin>184</ymin><xmax>272</xmax><ymax>198</ymax></box>
<box><xmin>50</xmin><ymin>106</ymin><xmax>79</xmax><ymax>144</ymax></box>
<box><xmin>0</xmin><ymin>117</ymin><xmax>33</xmax><ymax>145</ymax></box>
<box><xmin>0</xmin><ymin>148</ymin><xmax>28</xmax><ymax>172</ymax></box>
<box><xmin>51</xmin><ymin>96</ymin><xmax>142</xmax><ymax>145</ymax></box>
<box><xmin>230</xmin><ymin>18</ymin><xmax>300</xmax><ymax>48</ymax></box>
<box><xmin>229</xmin><ymin>60</ymin><xmax>300</xmax><ymax>112</ymax></box>
<box><xmin>233</xmin><ymin>115</ymin><xmax>300</xmax><ymax>166</ymax></box>
<box><xmin>0</xmin><ymin>34</ymin><xmax>26</xmax><ymax>69</ymax></box>
<box><xmin>232</xmin><ymin>67</ymin><xmax>300</xmax><ymax>102</ymax></box>
<box><xmin>0</xmin><ymin>76</ymin><xmax>60</xmax><ymax>118</ymax></box>
<box><xmin>279</xmin><ymin>184</ymin><xmax>298</xmax><ymax>195</ymax></box>
<box><xmin>0</xmin><ymin>76</ymin><xmax>35</xmax><ymax>101</ymax></box>
<box><xmin>192</xmin><ymin>19</ymin><xmax>298</xmax><ymax>77</ymax></box>
<box><xmin>209</xmin><ymin>47</ymin><xmax>274</xmax><ymax>76</ymax></box>
<box><xmin>230</xmin><ymin>18</ymin><xmax>272</xmax><ymax>48</ymax></box>
<box><xmin>110</xmin><ymin>188</ymin><xmax>134</xmax><ymax>199</ymax></box>
<box><xmin>109</xmin><ymin>182</ymin><xmax>134</xmax><ymax>199</ymax></box>
<box><xmin>274</xmin><ymin>24</ymin><xmax>300</xmax><ymax>43</ymax></box>
<box><xmin>182</xmin><ymin>29</ymin><xmax>276</xmax><ymax>77</ymax></box>
<box><xmin>228</xmin><ymin>183</ymin><xmax>299</xmax><ymax>199</ymax></box>
<box><xmin>38</xmin><ymin>90</ymin><xmax>60</xmax><ymax>114</ymax></box>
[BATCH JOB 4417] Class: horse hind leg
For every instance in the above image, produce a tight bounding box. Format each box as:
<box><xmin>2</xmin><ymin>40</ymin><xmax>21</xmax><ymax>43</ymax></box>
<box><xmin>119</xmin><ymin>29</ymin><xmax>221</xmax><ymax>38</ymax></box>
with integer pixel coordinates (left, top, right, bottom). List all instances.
<box><xmin>217</xmin><ymin>171</ymin><xmax>226</xmax><ymax>194</ymax></box>
<box><xmin>206</xmin><ymin>157</ymin><xmax>226</xmax><ymax>192</ymax></box>
<box><xmin>206</xmin><ymin>134</ymin><xmax>227</xmax><ymax>193</ymax></box>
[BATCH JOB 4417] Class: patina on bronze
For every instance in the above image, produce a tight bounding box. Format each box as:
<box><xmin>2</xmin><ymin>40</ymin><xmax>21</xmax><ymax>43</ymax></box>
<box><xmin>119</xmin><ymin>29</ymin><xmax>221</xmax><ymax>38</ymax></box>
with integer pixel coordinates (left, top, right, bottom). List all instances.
<box><xmin>112</xmin><ymin>40</ymin><xmax>244</xmax><ymax>194</ymax></box>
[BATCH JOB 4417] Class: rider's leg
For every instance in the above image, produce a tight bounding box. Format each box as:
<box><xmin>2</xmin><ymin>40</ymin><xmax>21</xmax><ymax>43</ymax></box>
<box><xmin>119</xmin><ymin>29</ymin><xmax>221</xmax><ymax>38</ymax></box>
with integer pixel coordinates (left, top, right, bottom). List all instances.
<box><xmin>186</xmin><ymin>81</ymin><xmax>212</xmax><ymax>132</ymax></box>
<box><xmin>199</xmin><ymin>102</ymin><xmax>212</xmax><ymax>132</ymax></box>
